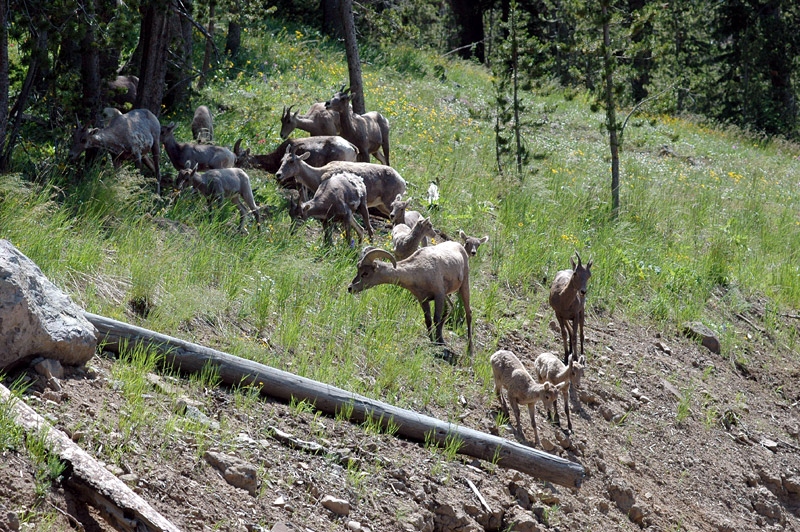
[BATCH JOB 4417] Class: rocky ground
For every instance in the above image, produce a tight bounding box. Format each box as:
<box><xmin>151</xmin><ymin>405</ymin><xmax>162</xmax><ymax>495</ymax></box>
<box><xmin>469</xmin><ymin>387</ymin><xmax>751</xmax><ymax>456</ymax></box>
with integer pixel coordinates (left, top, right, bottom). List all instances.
<box><xmin>1</xmin><ymin>302</ymin><xmax>799</xmax><ymax>532</ymax></box>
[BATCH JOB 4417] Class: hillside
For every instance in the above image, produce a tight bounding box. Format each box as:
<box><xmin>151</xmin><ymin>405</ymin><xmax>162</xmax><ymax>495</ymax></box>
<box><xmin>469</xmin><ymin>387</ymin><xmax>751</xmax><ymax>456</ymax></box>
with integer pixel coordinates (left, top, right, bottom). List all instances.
<box><xmin>1</xmin><ymin>16</ymin><xmax>799</xmax><ymax>532</ymax></box>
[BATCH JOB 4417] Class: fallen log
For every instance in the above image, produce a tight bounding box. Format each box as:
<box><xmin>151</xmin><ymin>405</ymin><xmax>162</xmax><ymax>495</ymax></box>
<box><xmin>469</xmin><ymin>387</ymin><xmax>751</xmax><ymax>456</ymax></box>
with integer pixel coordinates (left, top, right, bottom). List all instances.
<box><xmin>0</xmin><ymin>383</ymin><xmax>183</xmax><ymax>532</ymax></box>
<box><xmin>86</xmin><ymin>312</ymin><xmax>585</xmax><ymax>489</ymax></box>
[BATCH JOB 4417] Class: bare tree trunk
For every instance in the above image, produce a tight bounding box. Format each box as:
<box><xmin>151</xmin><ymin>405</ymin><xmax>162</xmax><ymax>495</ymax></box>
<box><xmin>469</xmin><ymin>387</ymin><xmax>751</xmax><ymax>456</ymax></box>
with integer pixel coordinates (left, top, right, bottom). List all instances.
<box><xmin>198</xmin><ymin>0</ymin><xmax>216</xmax><ymax>89</ymax></box>
<box><xmin>224</xmin><ymin>0</ymin><xmax>241</xmax><ymax>61</ymax></box>
<box><xmin>136</xmin><ymin>2</ymin><xmax>171</xmax><ymax>116</ymax></box>
<box><xmin>450</xmin><ymin>0</ymin><xmax>485</xmax><ymax>62</ymax></box>
<box><xmin>511</xmin><ymin>3</ymin><xmax>521</xmax><ymax>175</ymax></box>
<box><xmin>340</xmin><ymin>0</ymin><xmax>365</xmax><ymax>114</ymax></box>
<box><xmin>321</xmin><ymin>0</ymin><xmax>343</xmax><ymax>38</ymax></box>
<box><xmin>1</xmin><ymin>28</ymin><xmax>47</xmax><ymax>171</ymax></box>
<box><xmin>80</xmin><ymin>0</ymin><xmax>102</xmax><ymax>126</ymax></box>
<box><xmin>164</xmin><ymin>0</ymin><xmax>193</xmax><ymax>111</ymax></box>
<box><xmin>0</xmin><ymin>0</ymin><xmax>8</xmax><ymax>169</ymax></box>
<box><xmin>601</xmin><ymin>2</ymin><xmax>620</xmax><ymax>216</ymax></box>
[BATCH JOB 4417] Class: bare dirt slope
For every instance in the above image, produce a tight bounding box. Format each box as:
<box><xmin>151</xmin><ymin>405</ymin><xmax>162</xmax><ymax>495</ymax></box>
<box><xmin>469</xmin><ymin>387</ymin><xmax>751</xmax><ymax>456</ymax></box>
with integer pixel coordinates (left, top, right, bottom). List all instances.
<box><xmin>1</xmin><ymin>305</ymin><xmax>799</xmax><ymax>532</ymax></box>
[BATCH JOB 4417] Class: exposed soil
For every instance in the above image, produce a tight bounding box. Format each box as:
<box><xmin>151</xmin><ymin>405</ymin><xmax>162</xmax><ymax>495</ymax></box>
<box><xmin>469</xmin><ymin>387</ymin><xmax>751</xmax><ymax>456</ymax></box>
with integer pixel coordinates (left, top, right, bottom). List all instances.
<box><xmin>1</xmin><ymin>304</ymin><xmax>799</xmax><ymax>532</ymax></box>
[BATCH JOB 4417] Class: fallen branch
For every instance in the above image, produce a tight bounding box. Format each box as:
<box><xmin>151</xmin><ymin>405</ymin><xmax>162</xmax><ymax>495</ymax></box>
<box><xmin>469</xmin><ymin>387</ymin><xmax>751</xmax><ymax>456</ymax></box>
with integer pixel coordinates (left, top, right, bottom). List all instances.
<box><xmin>86</xmin><ymin>312</ymin><xmax>585</xmax><ymax>489</ymax></box>
<box><xmin>0</xmin><ymin>384</ymin><xmax>183</xmax><ymax>532</ymax></box>
<box><xmin>465</xmin><ymin>477</ymin><xmax>492</xmax><ymax>514</ymax></box>
<box><xmin>267</xmin><ymin>425</ymin><xmax>353</xmax><ymax>467</ymax></box>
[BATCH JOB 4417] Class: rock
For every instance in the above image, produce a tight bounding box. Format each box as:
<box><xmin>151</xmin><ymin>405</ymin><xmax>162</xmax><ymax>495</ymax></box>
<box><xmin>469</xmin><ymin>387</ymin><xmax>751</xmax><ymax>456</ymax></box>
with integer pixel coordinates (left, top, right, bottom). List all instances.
<box><xmin>783</xmin><ymin>476</ymin><xmax>800</xmax><ymax>495</ymax></box>
<box><xmin>540</xmin><ymin>437</ymin><xmax>556</xmax><ymax>452</ymax></box>
<box><xmin>41</xmin><ymin>390</ymin><xmax>62</xmax><ymax>404</ymax></box>
<box><xmin>269</xmin><ymin>524</ymin><xmax>296</xmax><ymax>532</ymax></box>
<box><xmin>555</xmin><ymin>430</ymin><xmax>571</xmax><ymax>449</ymax></box>
<box><xmin>536</xmin><ymin>489</ymin><xmax>560</xmax><ymax>505</ymax></box>
<box><xmin>504</xmin><ymin>506</ymin><xmax>542</xmax><ymax>532</ymax></box>
<box><xmin>760</xmin><ymin>439</ymin><xmax>778</xmax><ymax>452</ymax></box>
<box><xmin>578</xmin><ymin>390</ymin><xmax>600</xmax><ymax>405</ymax></box>
<box><xmin>33</xmin><ymin>358</ymin><xmax>64</xmax><ymax>379</ymax></box>
<box><xmin>204</xmin><ymin>451</ymin><xmax>259</xmax><ymax>495</ymax></box>
<box><xmin>607</xmin><ymin>477</ymin><xmax>636</xmax><ymax>513</ymax></box>
<box><xmin>660</xmin><ymin>379</ymin><xmax>682</xmax><ymax>401</ymax></box>
<box><xmin>273</xmin><ymin>496</ymin><xmax>286</xmax><ymax>507</ymax></box>
<box><xmin>750</xmin><ymin>486</ymin><xmax>784</xmax><ymax>524</ymax></box>
<box><xmin>655</xmin><ymin>341</ymin><xmax>672</xmax><ymax>355</ymax></box>
<box><xmin>119</xmin><ymin>473</ymin><xmax>139</xmax><ymax>485</ymax></box>
<box><xmin>682</xmin><ymin>322</ymin><xmax>721</xmax><ymax>354</ymax></box>
<box><xmin>432</xmin><ymin>499</ymin><xmax>481</xmax><ymax>532</ymax></box>
<box><xmin>183</xmin><ymin>404</ymin><xmax>220</xmax><ymax>430</ymax></box>
<box><xmin>618</xmin><ymin>453</ymin><xmax>636</xmax><ymax>469</ymax></box>
<box><xmin>0</xmin><ymin>240</ymin><xmax>97</xmax><ymax>370</ymax></box>
<box><xmin>321</xmin><ymin>495</ymin><xmax>350</xmax><ymax>516</ymax></box>
<box><xmin>5</xmin><ymin>511</ymin><xmax>20</xmax><ymax>532</ymax></box>
<box><xmin>407</xmin><ymin>512</ymin><xmax>434</xmax><ymax>532</ymax></box>
<box><xmin>628</xmin><ymin>504</ymin><xmax>646</xmax><ymax>525</ymax></box>
<box><xmin>346</xmin><ymin>521</ymin><xmax>362</xmax><ymax>531</ymax></box>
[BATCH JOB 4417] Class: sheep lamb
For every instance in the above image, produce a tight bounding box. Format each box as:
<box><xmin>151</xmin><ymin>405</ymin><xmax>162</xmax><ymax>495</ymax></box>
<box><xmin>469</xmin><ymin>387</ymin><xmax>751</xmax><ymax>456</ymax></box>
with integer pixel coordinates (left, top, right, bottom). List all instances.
<box><xmin>459</xmin><ymin>231</ymin><xmax>489</xmax><ymax>257</ymax></box>
<box><xmin>191</xmin><ymin>105</ymin><xmax>214</xmax><ymax>142</ymax></box>
<box><xmin>280</xmin><ymin>102</ymin><xmax>341</xmax><ymax>138</ymax></box>
<box><xmin>549</xmin><ymin>251</ymin><xmax>593</xmax><ymax>364</ymax></box>
<box><xmin>176</xmin><ymin>164</ymin><xmax>261</xmax><ymax>233</ymax></box>
<box><xmin>348</xmin><ymin>242</ymin><xmax>473</xmax><ymax>358</ymax></box>
<box><xmin>533</xmin><ymin>352</ymin><xmax>584</xmax><ymax>431</ymax></box>
<box><xmin>233</xmin><ymin>136</ymin><xmax>358</xmax><ymax>176</ymax></box>
<box><xmin>490</xmin><ymin>349</ymin><xmax>558</xmax><ymax>447</ymax></box>
<box><xmin>391</xmin><ymin>217</ymin><xmax>437</xmax><ymax>261</ymax></box>
<box><xmin>161</xmin><ymin>122</ymin><xmax>235</xmax><ymax>171</ymax></box>
<box><xmin>301</xmin><ymin>170</ymin><xmax>373</xmax><ymax>246</ymax></box>
<box><xmin>325</xmin><ymin>88</ymin><xmax>390</xmax><ymax>165</ymax></box>
<box><xmin>68</xmin><ymin>108</ymin><xmax>163</xmax><ymax>195</ymax></box>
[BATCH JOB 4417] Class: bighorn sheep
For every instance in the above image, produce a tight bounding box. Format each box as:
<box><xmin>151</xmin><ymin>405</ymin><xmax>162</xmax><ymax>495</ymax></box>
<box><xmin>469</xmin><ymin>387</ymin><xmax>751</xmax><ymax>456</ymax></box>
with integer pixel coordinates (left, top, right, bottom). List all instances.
<box><xmin>233</xmin><ymin>136</ymin><xmax>358</xmax><ymax>175</ymax></box>
<box><xmin>325</xmin><ymin>88</ymin><xmax>390</xmax><ymax>165</ymax></box>
<box><xmin>275</xmin><ymin>147</ymin><xmax>406</xmax><ymax>216</ymax></box>
<box><xmin>390</xmin><ymin>194</ymin><xmax>423</xmax><ymax>228</ymax></box>
<box><xmin>280</xmin><ymin>102</ymin><xmax>341</xmax><ymax>138</ymax></box>
<box><xmin>549</xmin><ymin>252</ymin><xmax>593</xmax><ymax>364</ymax></box>
<box><xmin>392</xmin><ymin>217</ymin><xmax>436</xmax><ymax>261</ymax></box>
<box><xmin>102</xmin><ymin>107</ymin><xmax>123</xmax><ymax>127</ymax></box>
<box><xmin>191</xmin><ymin>105</ymin><xmax>214</xmax><ymax>142</ymax></box>
<box><xmin>301</xmin><ymin>171</ymin><xmax>373</xmax><ymax>246</ymax></box>
<box><xmin>107</xmin><ymin>75</ymin><xmax>138</xmax><ymax>107</ymax></box>
<box><xmin>348</xmin><ymin>242</ymin><xmax>473</xmax><ymax>357</ymax></box>
<box><xmin>459</xmin><ymin>231</ymin><xmax>489</xmax><ymax>257</ymax></box>
<box><xmin>176</xmin><ymin>165</ymin><xmax>261</xmax><ymax>233</ymax></box>
<box><xmin>533</xmin><ymin>352</ymin><xmax>584</xmax><ymax>431</ymax></box>
<box><xmin>68</xmin><ymin>108</ymin><xmax>162</xmax><ymax>195</ymax></box>
<box><xmin>161</xmin><ymin>123</ymin><xmax>235</xmax><ymax>171</ymax></box>
<box><xmin>490</xmin><ymin>350</ymin><xmax>558</xmax><ymax>447</ymax></box>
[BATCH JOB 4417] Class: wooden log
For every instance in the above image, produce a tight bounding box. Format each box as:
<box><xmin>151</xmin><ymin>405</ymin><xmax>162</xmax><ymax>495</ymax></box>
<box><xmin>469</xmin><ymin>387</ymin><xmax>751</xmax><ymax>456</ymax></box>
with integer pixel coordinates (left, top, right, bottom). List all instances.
<box><xmin>86</xmin><ymin>312</ymin><xmax>585</xmax><ymax>489</ymax></box>
<box><xmin>0</xmin><ymin>383</ymin><xmax>183</xmax><ymax>532</ymax></box>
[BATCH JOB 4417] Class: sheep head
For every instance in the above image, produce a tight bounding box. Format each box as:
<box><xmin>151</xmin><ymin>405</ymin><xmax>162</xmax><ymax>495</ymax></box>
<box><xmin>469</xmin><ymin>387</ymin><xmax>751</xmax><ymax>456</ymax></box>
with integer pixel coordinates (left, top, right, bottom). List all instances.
<box><xmin>68</xmin><ymin>124</ymin><xmax>98</xmax><ymax>161</ymax></box>
<box><xmin>348</xmin><ymin>246</ymin><xmax>397</xmax><ymax>294</ymax></box>
<box><xmin>159</xmin><ymin>122</ymin><xmax>177</xmax><ymax>140</ymax></box>
<box><xmin>459</xmin><ymin>230</ymin><xmax>489</xmax><ymax>257</ymax></box>
<box><xmin>175</xmin><ymin>161</ymin><xmax>199</xmax><ymax>190</ymax></box>
<box><xmin>233</xmin><ymin>139</ymin><xmax>251</xmax><ymax>167</ymax></box>
<box><xmin>280</xmin><ymin>105</ymin><xmax>299</xmax><ymax>139</ymax></box>
<box><xmin>325</xmin><ymin>89</ymin><xmax>351</xmax><ymax>113</ymax></box>
<box><xmin>568</xmin><ymin>251</ymin><xmax>593</xmax><ymax>297</ymax></box>
<box><xmin>390</xmin><ymin>194</ymin><xmax>411</xmax><ymax>225</ymax></box>
<box><xmin>275</xmin><ymin>146</ymin><xmax>310</xmax><ymax>184</ymax></box>
<box><xmin>567</xmin><ymin>354</ymin><xmax>585</xmax><ymax>389</ymax></box>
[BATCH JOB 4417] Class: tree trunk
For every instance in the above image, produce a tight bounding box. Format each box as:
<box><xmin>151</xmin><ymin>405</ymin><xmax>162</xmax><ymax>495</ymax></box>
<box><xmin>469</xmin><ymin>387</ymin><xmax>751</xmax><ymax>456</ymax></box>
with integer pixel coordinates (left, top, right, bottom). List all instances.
<box><xmin>135</xmin><ymin>2</ymin><xmax>171</xmax><ymax>116</ymax></box>
<box><xmin>340</xmin><ymin>0</ymin><xmax>365</xmax><ymax>114</ymax></box>
<box><xmin>224</xmin><ymin>0</ymin><xmax>242</xmax><ymax>61</ymax></box>
<box><xmin>321</xmin><ymin>0</ymin><xmax>343</xmax><ymax>38</ymax></box>
<box><xmin>80</xmin><ymin>0</ymin><xmax>102</xmax><ymax>126</ymax></box>
<box><xmin>198</xmin><ymin>0</ymin><xmax>216</xmax><ymax>89</ymax></box>
<box><xmin>164</xmin><ymin>0</ymin><xmax>193</xmax><ymax>112</ymax></box>
<box><xmin>450</xmin><ymin>0</ymin><xmax>485</xmax><ymax>62</ymax></box>
<box><xmin>0</xmin><ymin>0</ymin><xmax>8</xmax><ymax>168</ymax></box>
<box><xmin>1</xmin><ymin>28</ymin><xmax>47</xmax><ymax>171</ymax></box>
<box><xmin>85</xmin><ymin>312</ymin><xmax>586</xmax><ymax>489</ymax></box>
<box><xmin>511</xmin><ymin>2</ymin><xmax>521</xmax><ymax>175</ymax></box>
<box><xmin>601</xmin><ymin>2</ymin><xmax>620</xmax><ymax>216</ymax></box>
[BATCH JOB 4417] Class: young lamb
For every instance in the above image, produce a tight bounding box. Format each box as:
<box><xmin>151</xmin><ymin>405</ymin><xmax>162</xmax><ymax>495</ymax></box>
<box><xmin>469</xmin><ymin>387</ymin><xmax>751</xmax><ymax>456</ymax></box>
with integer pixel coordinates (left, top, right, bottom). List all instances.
<box><xmin>459</xmin><ymin>231</ymin><xmax>489</xmax><ymax>257</ymax></box>
<box><xmin>533</xmin><ymin>352</ymin><xmax>584</xmax><ymax>431</ymax></box>
<box><xmin>490</xmin><ymin>349</ymin><xmax>558</xmax><ymax>447</ymax></box>
<box><xmin>191</xmin><ymin>105</ymin><xmax>214</xmax><ymax>142</ymax></box>
<box><xmin>275</xmin><ymin>147</ymin><xmax>406</xmax><ymax>217</ymax></box>
<box><xmin>69</xmin><ymin>108</ymin><xmax>162</xmax><ymax>195</ymax></box>
<box><xmin>176</xmin><ymin>164</ymin><xmax>261</xmax><ymax>233</ymax></box>
<box><xmin>391</xmin><ymin>217</ymin><xmax>437</xmax><ymax>261</ymax></box>
<box><xmin>390</xmin><ymin>194</ymin><xmax>423</xmax><ymax>227</ymax></box>
<box><xmin>280</xmin><ymin>102</ymin><xmax>341</xmax><ymax>138</ymax></box>
<box><xmin>233</xmin><ymin>136</ymin><xmax>358</xmax><ymax>176</ymax></box>
<box><xmin>301</xmin><ymin>170</ymin><xmax>373</xmax><ymax>246</ymax></box>
<box><xmin>161</xmin><ymin>123</ymin><xmax>235</xmax><ymax>171</ymax></box>
<box><xmin>325</xmin><ymin>88</ymin><xmax>390</xmax><ymax>165</ymax></box>
<box><xmin>549</xmin><ymin>251</ymin><xmax>593</xmax><ymax>365</ymax></box>
<box><xmin>348</xmin><ymin>242</ymin><xmax>473</xmax><ymax>357</ymax></box>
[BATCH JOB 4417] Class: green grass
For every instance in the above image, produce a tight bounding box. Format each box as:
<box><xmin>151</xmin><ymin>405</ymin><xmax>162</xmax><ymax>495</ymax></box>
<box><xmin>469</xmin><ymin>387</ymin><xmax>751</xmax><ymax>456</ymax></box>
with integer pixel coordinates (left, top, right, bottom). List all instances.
<box><xmin>1</xmin><ymin>15</ymin><xmax>799</xmax><ymax>418</ymax></box>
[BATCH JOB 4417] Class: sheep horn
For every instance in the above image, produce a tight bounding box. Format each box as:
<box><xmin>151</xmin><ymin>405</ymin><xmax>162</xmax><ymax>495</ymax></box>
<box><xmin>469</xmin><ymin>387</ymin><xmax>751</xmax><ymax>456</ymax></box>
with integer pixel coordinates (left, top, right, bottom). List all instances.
<box><xmin>574</xmin><ymin>250</ymin><xmax>582</xmax><ymax>267</ymax></box>
<box><xmin>360</xmin><ymin>248</ymin><xmax>396</xmax><ymax>268</ymax></box>
<box><xmin>233</xmin><ymin>138</ymin><xmax>243</xmax><ymax>155</ymax></box>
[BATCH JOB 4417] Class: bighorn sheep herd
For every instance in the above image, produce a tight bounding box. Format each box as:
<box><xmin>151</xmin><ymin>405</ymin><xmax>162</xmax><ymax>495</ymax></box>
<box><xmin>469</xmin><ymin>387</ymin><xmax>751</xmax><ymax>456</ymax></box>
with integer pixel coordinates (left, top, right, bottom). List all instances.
<box><xmin>70</xmin><ymin>82</ymin><xmax>594</xmax><ymax>450</ymax></box>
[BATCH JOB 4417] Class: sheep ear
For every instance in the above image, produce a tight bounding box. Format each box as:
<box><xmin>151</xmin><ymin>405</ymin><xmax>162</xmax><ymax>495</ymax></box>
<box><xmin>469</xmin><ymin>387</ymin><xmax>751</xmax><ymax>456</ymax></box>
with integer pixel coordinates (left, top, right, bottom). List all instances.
<box><xmin>298</xmin><ymin>151</ymin><xmax>311</xmax><ymax>161</ymax></box>
<box><xmin>233</xmin><ymin>139</ymin><xmax>242</xmax><ymax>155</ymax></box>
<box><xmin>459</xmin><ymin>230</ymin><xmax>466</xmax><ymax>240</ymax></box>
<box><xmin>587</xmin><ymin>259</ymin><xmax>593</xmax><ymax>270</ymax></box>
<box><xmin>88</xmin><ymin>128</ymin><xmax>99</xmax><ymax>135</ymax></box>
<box><xmin>184</xmin><ymin>160</ymin><xmax>192</xmax><ymax>169</ymax></box>
<box><xmin>480</xmin><ymin>236</ymin><xmax>489</xmax><ymax>244</ymax></box>
<box><xmin>395</xmin><ymin>194</ymin><xmax>403</xmax><ymax>202</ymax></box>
<box><xmin>570</xmin><ymin>257</ymin><xmax>576</xmax><ymax>269</ymax></box>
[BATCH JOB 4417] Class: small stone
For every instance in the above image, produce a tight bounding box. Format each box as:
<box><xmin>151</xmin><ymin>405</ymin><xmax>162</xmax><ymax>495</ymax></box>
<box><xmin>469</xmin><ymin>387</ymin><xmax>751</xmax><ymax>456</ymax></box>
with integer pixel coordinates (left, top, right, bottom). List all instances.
<box><xmin>555</xmin><ymin>431</ymin><xmax>572</xmax><ymax>450</ymax></box>
<box><xmin>42</xmin><ymin>390</ymin><xmax>62</xmax><ymax>403</ymax></box>
<box><xmin>783</xmin><ymin>476</ymin><xmax>800</xmax><ymax>494</ymax></box>
<box><xmin>47</xmin><ymin>377</ymin><xmax>63</xmax><ymax>392</ymax></box>
<box><xmin>540</xmin><ymin>437</ymin><xmax>556</xmax><ymax>452</ymax></box>
<box><xmin>6</xmin><ymin>511</ymin><xmax>20</xmax><ymax>532</ymax></box>
<box><xmin>269</xmin><ymin>524</ymin><xmax>294</xmax><ymax>532</ymax></box>
<box><xmin>536</xmin><ymin>489</ymin><xmax>560</xmax><ymax>505</ymax></box>
<box><xmin>34</xmin><ymin>358</ymin><xmax>65</xmax><ymax>380</ymax></box>
<box><xmin>628</xmin><ymin>504</ymin><xmax>645</xmax><ymax>525</ymax></box>
<box><xmin>682</xmin><ymin>322</ymin><xmax>721</xmax><ymax>354</ymax></box>
<box><xmin>618</xmin><ymin>453</ymin><xmax>636</xmax><ymax>469</ymax></box>
<box><xmin>273</xmin><ymin>496</ymin><xmax>286</xmax><ymax>507</ymax></box>
<box><xmin>579</xmin><ymin>390</ymin><xmax>600</xmax><ymax>405</ymax></box>
<box><xmin>119</xmin><ymin>473</ymin><xmax>139</xmax><ymax>485</ymax></box>
<box><xmin>346</xmin><ymin>521</ymin><xmax>362</xmax><ymax>531</ymax></box>
<box><xmin>321</xmin><ymin>495</ymin><xmax>350</xmax><ymax>516</ymax></box>
<box><xmin>760</xmin><ymin>439</ymin><xmax>779</xmax><ymax>452</ymax></box>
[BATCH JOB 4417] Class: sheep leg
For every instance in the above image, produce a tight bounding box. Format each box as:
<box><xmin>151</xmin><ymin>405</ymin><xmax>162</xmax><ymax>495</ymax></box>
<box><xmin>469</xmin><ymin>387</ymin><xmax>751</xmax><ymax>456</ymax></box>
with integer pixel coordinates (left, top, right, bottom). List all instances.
<box><xmin>526</xmin><ymin>403</ymin><xmax>541</xmax><ymax>447</ymax></box>
<box><xmin>356</xmin><ymin>200</ymin><xmax>374</xmax><ymax>242</ymax></box>
<box><xmin>232</xmin><ymin>196</ymin><xmax>250</xmax><ymax>233</ymax></box>
<box><xmin>563</xmin><ymin>390</ymin><xmax>572</xmax><ymax>431</ymax></box>
<box><xmin>321</xmin><ymin>220</ymin><xmax>334</xmax><ymax>246</ymax></box>
<box><xmin>433</xmin><ymin>293</ymin><xmax>446</xmax><ymax>346</ymax></box>
<box><xmin>241</xmin><ymin>183</ymin><xmax>262</xmax><ymax>232</ymax></box>
<box><xmin>420</xmin><ymin>299</ymin><xmax>434</xmax><ymax>342</ymax></box>
<box><xmin>569</xmin><ymin>316</ymin><xmax>578</xmax><ymax>363</ymax></box>
<box><xmin>458</xmin><ymin>280</ymin><xmax>473</xmax><ymax>357</ymax></box>
<box><xmin>346</xmin><ymin>211</ymin><xmax>364</xmax><ymax>245</ymax></box>
<box><xmin>373</xmin><ymin>148</ymin><xmax>388</xmax><ymax>165</ymax></box>
<box><xmin>509</xmin><ymin>397</ymin><xmax>524</xmax><ymax>438</ymax></box>
<box><xmin>557</xmin><ymin>315</ymin><xmax>570</xmax><ymax>365</ymax></box>
<box><xmin>578</xmin><ymin>310</ymin><xmax>585</xmax><ymax>361</ymax></box>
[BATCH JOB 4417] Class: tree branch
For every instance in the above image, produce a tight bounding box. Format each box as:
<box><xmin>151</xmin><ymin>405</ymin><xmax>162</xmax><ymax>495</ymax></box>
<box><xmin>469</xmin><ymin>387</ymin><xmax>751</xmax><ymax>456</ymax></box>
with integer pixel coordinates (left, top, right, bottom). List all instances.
<box><xmin>620</xmin><ymin>82</ymin><xmax>679</xmax><ymax>138</ymax></box>
<box><xmin>171</xmin><ymin>0</ymin><xmax>220</xmax><ymax>65</ymax></box>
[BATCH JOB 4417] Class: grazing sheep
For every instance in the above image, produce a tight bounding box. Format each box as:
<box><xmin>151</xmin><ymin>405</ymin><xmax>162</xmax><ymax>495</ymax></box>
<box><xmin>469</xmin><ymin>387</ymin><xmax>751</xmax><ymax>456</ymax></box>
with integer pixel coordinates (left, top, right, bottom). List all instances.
<box><xmin>459</xmin><ymin>231</ymin><xmax>489</xmax><ymax>257</ymax></box>
<box><xmin>301</xmin><ymin>170</ymin><xmax>373</xmax><ymax>246</ymax></box>
<box><xmin>101</xmin><ymin>107</ymin><xmax>123</xmax><ymax>127</ymax></box>
<box><xmin>233</xmin><ymin>136</ymin><xmax>358</xmax><ymax>175</ymax></box>
<box><xmin>490</xmin><ymin>349</ymin><xmax>558</xmax><ymax>447</ymax></box>
<box><xmin>275</xmin><ymin>147</ymin><xmax>406</xmax><ymax>217</ymax></box>
<box><xmin>280</xmin><ymin>102</ymin><xmax>341</xmax><ymax>138</ymax></box>
<box><xmin>549</xmin><ymin>252</ymin><xmax>593</xmax><ymax>365</ymax></box>
<box><xmin>348</xmin><ymin>242</ymin><xmax>473</xmax><ymax>357</ymax></box>
<box><xmin>161</xmin><ymin>123</ymin><xmax>235</xmax><ymax>171</ymax></box>
<box><xmin>325</xmin><ymin>88</ymin><xmax>390</xmax><ymax>165</ymax></box>
<box><xmin>68</xmin><ymin>108</ymin><xmax>162</xmax><ymax>195</ymax></box>
<box><xmin>392</xmin><ymin>217</ymin><xmax>437</xmax><ymax>261</ymax></box>
<box><xmin>106</xmin><ymin>75</ymin><xmax>138</xmax><ymax>107</ymax></box>
<box><xmin>533</xmin><ymin>352</ymin><xmax>584</xmax><ymax>431</ymax></box>
<box><xmin>191</xmin><ymin>105</ymin><xmax>214</xmax><ymax>142</ymax></box>
<box><xmin>176</xmin><ymin>164</ymin><xmax>261</xmax><ymax>233</ymax></box>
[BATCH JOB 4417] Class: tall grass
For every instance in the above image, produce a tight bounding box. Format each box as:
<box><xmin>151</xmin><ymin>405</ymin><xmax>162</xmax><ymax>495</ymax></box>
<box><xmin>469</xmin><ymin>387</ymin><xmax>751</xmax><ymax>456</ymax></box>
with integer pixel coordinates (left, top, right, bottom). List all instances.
<box><xmin>1</xmin><ymin>15</ymin><xmax>798</xmax><ymax>414</ymax></box>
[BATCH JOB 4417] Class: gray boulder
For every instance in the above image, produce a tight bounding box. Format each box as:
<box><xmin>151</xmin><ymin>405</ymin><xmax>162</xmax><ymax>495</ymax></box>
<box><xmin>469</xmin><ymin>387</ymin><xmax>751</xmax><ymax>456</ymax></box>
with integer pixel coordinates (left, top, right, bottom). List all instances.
<box><xmin>0</xmin><ymin>240</ymin><xmax>97</xmax><ymax>370</ymax></box>
<box><xmin>682</xmin><ymin>321</ymin><xmax>721</xmax><ymax>354</ymax></box>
